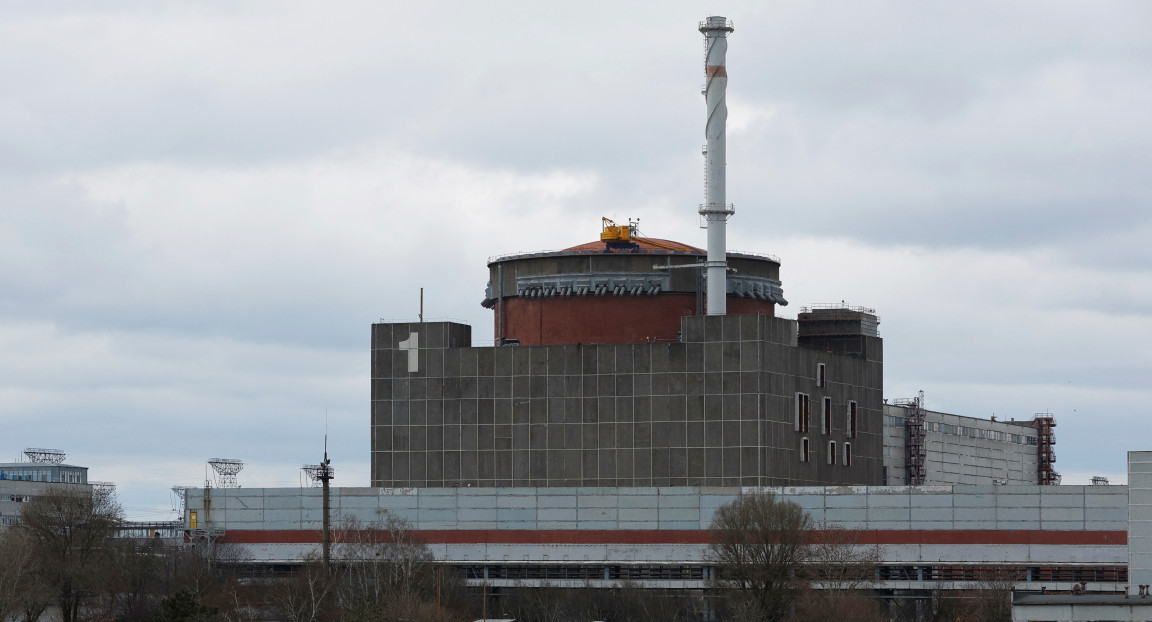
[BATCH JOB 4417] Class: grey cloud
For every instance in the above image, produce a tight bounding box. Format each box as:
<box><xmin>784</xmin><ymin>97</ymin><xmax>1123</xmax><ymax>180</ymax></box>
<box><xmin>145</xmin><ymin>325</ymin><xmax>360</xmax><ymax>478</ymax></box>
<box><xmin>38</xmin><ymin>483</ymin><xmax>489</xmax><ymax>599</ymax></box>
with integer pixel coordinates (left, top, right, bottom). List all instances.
<box><xmin>1</xmin><ymin>0</ymin><xmax>1149</xmax><ymax>516</ymax></box>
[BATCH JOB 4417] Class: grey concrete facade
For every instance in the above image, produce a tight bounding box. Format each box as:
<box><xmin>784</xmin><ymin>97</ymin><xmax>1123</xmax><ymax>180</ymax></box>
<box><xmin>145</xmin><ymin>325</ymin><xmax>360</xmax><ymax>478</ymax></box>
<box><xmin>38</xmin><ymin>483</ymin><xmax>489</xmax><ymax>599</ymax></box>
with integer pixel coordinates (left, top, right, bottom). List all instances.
<box><xmin>883</xmin><ymin>405</ymin><xmax>1042</xmax><ymax>485</ymax></box>
<box><xmin>1012</xmin><ymin>594</ymin><xmax>1152</xmax><ymax>622</ymax></box>
<box><xmin>184</xmin><ymin>483</ymin><xmax>1129</xmax><ymax>577</ymax></box>
<box><xmin>370</xmin><ymin>315</ymin><xmax>883</xmax><ymax>488</ymax></box>
<box><xmin>0</xmin><ymin>478</ymin><xmax>89</xmax><ymax>528</ymax></box>
<box><xmin>188</xmin><ymin>484</ymin><xmax>1128</xmax><ymax>535</ymax></box>
<box><xmin>1128</xmin><ymin>451</ymin><xmax>1152</xmax><ymax>589</ymax></box>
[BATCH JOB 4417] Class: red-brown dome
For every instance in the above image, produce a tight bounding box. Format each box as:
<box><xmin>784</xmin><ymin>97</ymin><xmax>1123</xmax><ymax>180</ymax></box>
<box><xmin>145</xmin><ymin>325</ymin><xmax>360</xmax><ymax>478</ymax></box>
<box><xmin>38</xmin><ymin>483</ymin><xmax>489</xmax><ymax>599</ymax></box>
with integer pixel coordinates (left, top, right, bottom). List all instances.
<box><xmin>561</xmin><ymin>238</ymin><xmax>703</xmax><ymax>253</ymax></box>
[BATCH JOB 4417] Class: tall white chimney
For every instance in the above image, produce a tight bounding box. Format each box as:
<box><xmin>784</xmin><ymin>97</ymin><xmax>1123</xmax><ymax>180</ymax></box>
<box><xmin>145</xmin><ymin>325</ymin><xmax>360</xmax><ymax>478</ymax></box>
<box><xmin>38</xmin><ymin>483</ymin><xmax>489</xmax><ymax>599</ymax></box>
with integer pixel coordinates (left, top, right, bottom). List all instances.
<box><xmin>699</xmin><ymin>16</ymin><xmax>734</xmax><ymax>316</ymax></box>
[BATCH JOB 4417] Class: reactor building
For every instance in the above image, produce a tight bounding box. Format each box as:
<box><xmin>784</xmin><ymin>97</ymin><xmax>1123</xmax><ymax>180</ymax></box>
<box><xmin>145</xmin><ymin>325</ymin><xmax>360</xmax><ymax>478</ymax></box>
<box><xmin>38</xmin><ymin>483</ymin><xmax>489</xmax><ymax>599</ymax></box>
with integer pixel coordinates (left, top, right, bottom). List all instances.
<box><xmin>368</xmin><ymin>14</ymin><xmax>1057</xmax><ymax>491</ymax></box>
<box><xmin>370</xmin><ymin>17</ymin><xmax>884</xmax><ymax>489</ymax></box>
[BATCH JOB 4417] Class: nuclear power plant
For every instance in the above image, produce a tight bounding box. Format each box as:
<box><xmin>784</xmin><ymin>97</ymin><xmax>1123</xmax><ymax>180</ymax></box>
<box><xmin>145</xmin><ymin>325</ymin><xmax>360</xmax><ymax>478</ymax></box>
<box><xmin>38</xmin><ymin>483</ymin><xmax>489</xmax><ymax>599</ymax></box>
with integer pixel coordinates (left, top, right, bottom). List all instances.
<box><xmin>369</xmin><ymin>14</ymin><xmax>884</xmax><ymax>489</ymax></box>
<box><xmin>168</xmin><ymin>16</ymin><xmax>1152</xmax><ymax>617</ymax></box>
<box><xmin>366</xmin><ymin>13</ymin><xmax>1054</xmax><ymax>492</ymax></box>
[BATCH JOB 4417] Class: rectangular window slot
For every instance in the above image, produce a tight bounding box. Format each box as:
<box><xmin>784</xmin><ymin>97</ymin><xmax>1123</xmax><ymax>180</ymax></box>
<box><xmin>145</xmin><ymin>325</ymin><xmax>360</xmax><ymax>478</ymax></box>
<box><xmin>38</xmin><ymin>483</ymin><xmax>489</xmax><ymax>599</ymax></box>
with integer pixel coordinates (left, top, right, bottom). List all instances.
<box><xmin>848</xmin><ymin>401</ymin><xmax>858</xmax><ymax>439</ymax></box>
<box><xmin>796</xmin><ymin>393</ymin><xmax>810</xmax><ymax>433</ymax></box>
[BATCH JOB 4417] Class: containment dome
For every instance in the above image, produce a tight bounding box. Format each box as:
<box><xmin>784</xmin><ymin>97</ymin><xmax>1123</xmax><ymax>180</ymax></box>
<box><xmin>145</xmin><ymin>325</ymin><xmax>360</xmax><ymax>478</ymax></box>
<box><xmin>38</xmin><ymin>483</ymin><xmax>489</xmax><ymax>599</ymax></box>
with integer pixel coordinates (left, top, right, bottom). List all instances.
<box><xmin>481</xmin><ymin>219</ymin><xmax>786</xmax><ymax>346</ymax></box>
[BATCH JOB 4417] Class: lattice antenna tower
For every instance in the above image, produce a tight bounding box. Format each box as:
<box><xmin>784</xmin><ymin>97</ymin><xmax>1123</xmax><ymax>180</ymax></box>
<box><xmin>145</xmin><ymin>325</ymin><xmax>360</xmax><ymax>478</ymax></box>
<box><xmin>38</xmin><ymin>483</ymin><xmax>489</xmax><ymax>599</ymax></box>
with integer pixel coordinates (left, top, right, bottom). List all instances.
<box><xmin>171</xmin><ymin>485</ymin><xmax>190</xmax><ymax>512</ymax></box>
<box><xmin>208</xmin><ymin>458</ymin><xmax>244</xmax><ymax>488</ymax></box>
<box><xmin>302</xmin><ymin>463</ymin><xmax>335</xmax><ymax>486</ymax></box>
<box><xmin>303</xmin><ymin>431</ymin><xmax>335</xmax><ymax>486</ymax></box>
<box><xmin>24</xmin><ymin>448</ymin><xmax>66</xmax><ymax>464</ymax></box>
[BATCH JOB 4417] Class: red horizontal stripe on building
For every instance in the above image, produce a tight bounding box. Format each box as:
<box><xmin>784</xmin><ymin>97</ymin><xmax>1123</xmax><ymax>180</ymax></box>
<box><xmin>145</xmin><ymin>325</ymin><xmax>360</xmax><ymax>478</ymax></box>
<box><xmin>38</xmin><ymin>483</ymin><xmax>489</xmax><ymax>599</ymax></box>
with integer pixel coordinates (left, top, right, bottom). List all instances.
<box><xmin>215</xmin><ymin>529</ymin><xmax>1126</xmax><ymax>547</ymax></box>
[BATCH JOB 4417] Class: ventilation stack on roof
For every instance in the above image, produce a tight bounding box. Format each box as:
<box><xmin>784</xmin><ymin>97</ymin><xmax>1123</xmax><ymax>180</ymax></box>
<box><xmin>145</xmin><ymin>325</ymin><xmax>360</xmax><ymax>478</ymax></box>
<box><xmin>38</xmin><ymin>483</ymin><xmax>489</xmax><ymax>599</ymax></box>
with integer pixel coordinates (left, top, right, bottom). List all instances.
<box><xmin>698</xmin><ymin>16</ymin><xmax>736</xmax><ymax>316</ymax></box>
<box><xmin>476</xmin><ymin>17</ymin><xmax>792</xmax><ymax>346</ymax></box>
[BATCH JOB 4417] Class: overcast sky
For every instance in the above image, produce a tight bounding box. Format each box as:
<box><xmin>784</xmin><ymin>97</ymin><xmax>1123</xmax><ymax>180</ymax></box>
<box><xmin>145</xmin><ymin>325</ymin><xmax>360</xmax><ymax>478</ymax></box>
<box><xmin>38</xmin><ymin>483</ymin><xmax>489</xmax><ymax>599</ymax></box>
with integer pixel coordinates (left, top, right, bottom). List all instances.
<box><xmin>1</xmin><ymin>2</ymin><xmax>1149</xmax><ymax>520</ymax></box>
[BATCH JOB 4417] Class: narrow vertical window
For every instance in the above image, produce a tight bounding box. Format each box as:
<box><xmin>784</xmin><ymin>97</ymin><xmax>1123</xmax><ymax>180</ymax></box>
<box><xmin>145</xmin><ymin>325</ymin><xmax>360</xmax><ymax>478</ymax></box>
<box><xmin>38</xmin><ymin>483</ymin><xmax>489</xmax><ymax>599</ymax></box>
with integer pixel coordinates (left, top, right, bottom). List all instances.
<box><xmin>828</xmin><ymin>441</ymin><xmax>836</xmax><ymax>464</ymax></box>
<box><xmin>803</xmin><ymin>394</ymin><xmax>810</xmax><ymax>433</ymax></box>
<box><xmin>844</xmin><ymin>442</ymin><xmax>852</xmax><ymax>466</ymax></box>
<box><xmin>796</xmin><ymin>393</ymin><xmax>810</xmax><ymax>433</ymax></box>
<box><xmin>801</xmin><ymin>437</ymin><xmax>810</xmax><ymax>462</ymax></box>
<box><xmin>817</xmin><ymin>363</ymin><xmax>826</xmax><ymax>387</ymax></box>
<box><xmin>848</xmin><ymin>401</ymin><xmax>858</xmax><ymax>439</ymax></box>
<box><xmin>823</xmin><ymin>397</ymin><xmax>832</xmax><ymax>435</ymax></box>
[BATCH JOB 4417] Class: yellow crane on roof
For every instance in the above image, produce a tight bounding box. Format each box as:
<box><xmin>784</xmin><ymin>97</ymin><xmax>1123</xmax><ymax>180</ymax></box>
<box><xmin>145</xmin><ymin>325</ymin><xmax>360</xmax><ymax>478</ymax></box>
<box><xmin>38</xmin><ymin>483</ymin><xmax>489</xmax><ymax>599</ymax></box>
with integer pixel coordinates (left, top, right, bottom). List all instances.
<box><xmin>600</xmin><ymin>217</ymin><xmax>633</xmax><ymax>243</ymax></box>
<box><xmin>600</xmin><ymin>217</ymin><xmax>689</xmax><ymax>251</ymax></box>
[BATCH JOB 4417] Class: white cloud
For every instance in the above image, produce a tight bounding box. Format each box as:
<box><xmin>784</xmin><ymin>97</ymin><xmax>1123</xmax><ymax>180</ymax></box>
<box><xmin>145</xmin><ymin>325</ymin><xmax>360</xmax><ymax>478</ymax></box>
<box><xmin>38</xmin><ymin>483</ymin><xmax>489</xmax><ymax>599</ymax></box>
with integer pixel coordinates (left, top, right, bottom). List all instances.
<box><xmin>0</xmin><ymin>1</ymin><xmax>1148</xmax><ymax>516</ymax></box>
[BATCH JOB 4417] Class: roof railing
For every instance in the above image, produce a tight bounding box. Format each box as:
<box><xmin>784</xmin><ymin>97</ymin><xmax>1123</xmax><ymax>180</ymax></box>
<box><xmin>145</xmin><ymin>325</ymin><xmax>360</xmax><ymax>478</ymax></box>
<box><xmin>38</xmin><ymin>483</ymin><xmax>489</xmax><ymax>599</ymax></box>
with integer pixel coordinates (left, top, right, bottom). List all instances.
<box><xmin>374</xmin><ymin>316</ymin><xmax>470</xmax><ymax>325</ymax></box>
<box><xmin>727</xmin><ymin>249</ymin><xmax>781</xmax><ymax>263</ymax></box>
<box><xmin>799</xmin><ymin>303</ymin><xmax>878</xmax><ymax>315</ymax></box>
<box><xmin>488</xmin><ymin>247</ymin><xmax>781</xmax><ymax>265</ymax></box>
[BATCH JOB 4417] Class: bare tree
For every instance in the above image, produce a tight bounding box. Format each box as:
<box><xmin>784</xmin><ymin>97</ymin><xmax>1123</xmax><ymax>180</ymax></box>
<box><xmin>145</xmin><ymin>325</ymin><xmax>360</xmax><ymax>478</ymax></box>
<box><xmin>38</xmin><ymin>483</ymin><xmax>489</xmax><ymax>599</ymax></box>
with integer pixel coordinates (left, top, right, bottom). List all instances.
<box><xmin>16</xmin><ymin>485</ymin><xmax>123</xmax><ymax>622</ymax></box>
<box><xmin>172</xmin><ymin>535</ymin><xmax>246</xmax><ymax>596</ymax></box>
<box><xmin>269</xmin><ymin>552</ymin><xmax>338</xmax><ymax>622</ymax></box>
<box><xmin>331</xmin><ymin>512</ymin><xmax>453</xmax><ymax>622</ymax></box>
<box><xmin>0</xmin><ymin>528</ymin><xmax>52</xmax><ymax>622</ymax></box>
<box><xmin>135</xmin><ymin>537</ymin><xmax>260</xmax><ymax>622</ymax></box>
<box><xmin>96</xmin><ymin>538</ymin><xmax>168</xmax><ymax>622</ymax></box>
<box><xmin>202</xmin><ymin>571</ymin><xmax>267</xmax><ymax>622</ymax></box>
<box><xmin>271</xmin><ymin>511</ymin><xmax>455</xmax><ymax>622</ymax></box>
<box><xmin>0</xmin><ymin>528</ymin><xmax>31</xmax><ymax>622</ymax></box>
<box><xmin>153</xmin><ymin>589</ymin><xmax>221</xmax><ymax>622</ymax></box>
<box><xmin>590</xmin><ymin>582</ymin><xmax>704</xmax><ymax>622</ymax></box>
<box><xmin>708</xmin><ymin>491</ymin><xmax>811</xmax><ymax>622</ymax></box>
<box><xmin>497</xmin><ymin>581</ymin><xmax>703</xmax><ymax>622</ymax></box>
<box><xmin>498</xmin><ymin>582</ymin><xmax>577</xmax><ymax>622</ymax></box>
<box><xmin>958</xmin><ymin>567</ymin><xmax>1020</xmax><ymax>622</ymax></box>
<box><xmin>793</xmin><ymin>525</ymin><xmax>884</xmax><ymax>622</ymax></box>
<box><xmin>7</xmin><ymin>508</ymin><xmax>262</xmax><ymax>622</ymax></box>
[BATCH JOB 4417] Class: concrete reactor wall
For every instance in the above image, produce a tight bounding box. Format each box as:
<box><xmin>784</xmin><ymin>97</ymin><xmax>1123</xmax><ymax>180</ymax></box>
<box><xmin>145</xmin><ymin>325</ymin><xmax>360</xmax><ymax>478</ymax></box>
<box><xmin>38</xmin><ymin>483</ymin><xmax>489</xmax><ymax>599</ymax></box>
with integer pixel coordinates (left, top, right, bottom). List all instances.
<box><xmin>370</xmin><ymin>315</ymin><xmax>883</xmax><ymax>489</ymax></box>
